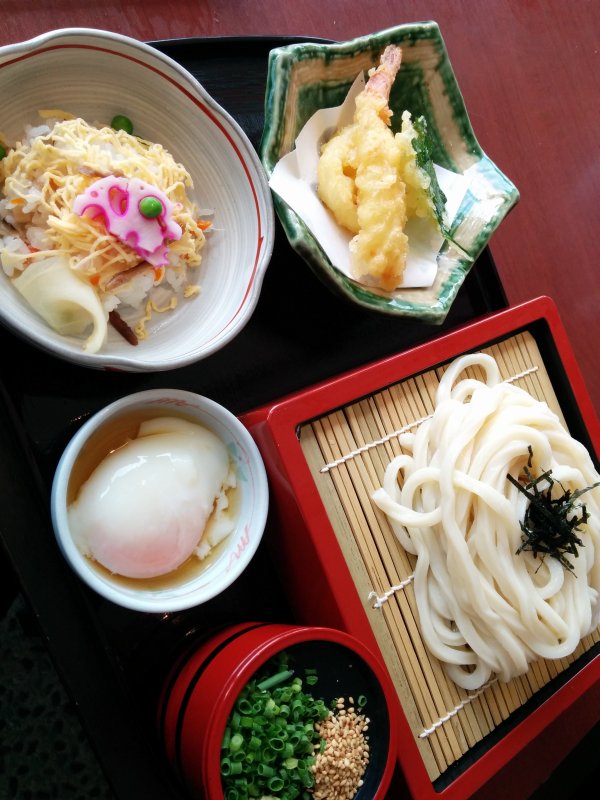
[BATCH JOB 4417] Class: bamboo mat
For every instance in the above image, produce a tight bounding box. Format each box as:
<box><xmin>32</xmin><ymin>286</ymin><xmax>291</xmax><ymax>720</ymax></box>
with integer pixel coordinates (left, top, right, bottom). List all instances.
<box><xmin>299</xmin><ymin>331</ymin><xmax>600</xmax><ymax>782</ymax></box>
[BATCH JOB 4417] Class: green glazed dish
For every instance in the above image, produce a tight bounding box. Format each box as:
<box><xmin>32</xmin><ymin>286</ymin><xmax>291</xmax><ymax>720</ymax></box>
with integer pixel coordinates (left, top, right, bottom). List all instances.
<box><xmin>260</xmin><ymin>22</ymin><xmax>519</xmax><ymax>322</ymax></box>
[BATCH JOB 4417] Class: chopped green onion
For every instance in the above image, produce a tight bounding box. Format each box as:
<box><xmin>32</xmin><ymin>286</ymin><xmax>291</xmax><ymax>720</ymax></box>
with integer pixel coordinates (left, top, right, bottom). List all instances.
<box><xmin>358</xmin><ymin>694</ymin><xmax>368</xmax><ymax>708</ymax></box>
<box><xmin>269</xmin><ymin>736</ymin><xmax>285</xmax><ymax>751</ymax></box>
<box><xmin>257</xmin><ymin>669</ymin><xmax>295</xmax><ymax>691</ymax></box>
<box><xmin>264</xmin><ymin>697</ymin><xmax>278</xmax><ymax>718</ymax></box>
<box><xmin>262</xmin><ymin>747</ymin><xmax>277</xmax><ymax>763</ymax></box>
<box><xmin>222</xmin><ymin>727</ymin><xmax>231</xmax><ymax>750</ymax></box>
<box><xmin>237</xmin><ymin>697</ymin><xmax>253</xmax><ymax>714</ymax></box>
<box><xmin>221</xmin><ymin>659</ymin><xmax>339</xmax><ymax>798</ymax></box>
<box><xmin>268</xmin><ymin>776</ymin><xmax>284</xmax><ymax>792</ymax></box>
<box><xmin>298</xmin><ymin>766</ymin><xmax>312</xmax><ymax>787</ymax></box>
<box><xmin>0</xmin><ymin>144</ymin><xmax>6</xmax><ymax>159</ymax></box>
<box><xmin>221</xmin><ymin>757</ymin><xmax>233</xmax><ymax>776</ymax></box>
<box><xmin>282</xmin><ymin>742</ymin><xmax>294</xmax><ymax>758</ymax></box>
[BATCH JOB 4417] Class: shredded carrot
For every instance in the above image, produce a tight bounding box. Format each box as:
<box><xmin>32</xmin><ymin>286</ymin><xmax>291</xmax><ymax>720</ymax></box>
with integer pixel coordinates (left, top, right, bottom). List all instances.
<box><xmin>197</xmin><ymin>219</ymin><xmax>212</xmax><ymax>230</ymax></box>
<box><xmin>89</xmin><ymin>274</ymin><xmax>101</xmax><ymax>286</ymax></box>
<box><xmin>10</xmin><ymin>198</ymin><xmax>25</xmax><ymax>206</ymax></box>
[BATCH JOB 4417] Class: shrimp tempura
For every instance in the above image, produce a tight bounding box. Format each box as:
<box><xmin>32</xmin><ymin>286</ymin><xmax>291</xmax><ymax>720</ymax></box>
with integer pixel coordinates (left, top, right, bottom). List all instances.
<box><xmin>317</xmin><ymin>45</ymin><xmax>416</xmax><ymax>291</ymax></box>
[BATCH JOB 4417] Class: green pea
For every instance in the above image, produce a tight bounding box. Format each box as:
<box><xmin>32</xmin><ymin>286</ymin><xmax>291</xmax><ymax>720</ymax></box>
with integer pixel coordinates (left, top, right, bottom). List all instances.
<box><xmin>139</xmin><ymin>196</ymin><xmax>164</xmax><ymax>219</ymax></box>
<box><xmin>111</xmin><ymin>114</ymin><xmax>133</xmax><ymax>135</ymax></box>
<box><xmin>0</xmin><ymin>144</ymin><xmax>6</xmax><ymax>159</ymax></box>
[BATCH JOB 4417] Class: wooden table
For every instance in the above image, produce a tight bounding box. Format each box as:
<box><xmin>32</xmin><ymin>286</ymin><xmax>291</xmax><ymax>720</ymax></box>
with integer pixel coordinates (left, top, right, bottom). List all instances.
<box><xmin>1</xmin><ymin>2</ymin><xmax>598</xmax><ymax>799</ymax></box>
<box><xmin>2</xmin><ymin>0</ymin><xmax>599</xmax><ymax>409</ymax></box>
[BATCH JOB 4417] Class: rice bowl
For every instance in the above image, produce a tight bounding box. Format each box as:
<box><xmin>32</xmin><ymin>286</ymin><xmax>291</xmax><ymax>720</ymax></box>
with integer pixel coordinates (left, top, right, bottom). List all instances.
<box><xmin>0</xmin><ymin>28</ymin><xmax>274</xmax><ymax>371</ymax></box>
<box><xmin>1</xmin><ymin>114</ymin><xmax>209</xmax><ymax>352</ymax></box>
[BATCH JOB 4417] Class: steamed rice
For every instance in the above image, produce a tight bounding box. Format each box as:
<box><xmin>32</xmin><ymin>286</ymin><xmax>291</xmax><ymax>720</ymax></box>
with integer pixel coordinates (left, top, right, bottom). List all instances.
<box><xmin>0</xmin><ymin>113</ymin><xmax>208</xmax><ymax>352</ymax></box>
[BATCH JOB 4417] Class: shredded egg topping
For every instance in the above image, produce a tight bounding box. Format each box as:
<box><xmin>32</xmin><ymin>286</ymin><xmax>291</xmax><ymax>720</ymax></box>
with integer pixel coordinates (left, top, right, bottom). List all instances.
<box><xmin>0</xmin><ymin>115</ymin><xmax>206</xmax><ymax>348</ymax></box>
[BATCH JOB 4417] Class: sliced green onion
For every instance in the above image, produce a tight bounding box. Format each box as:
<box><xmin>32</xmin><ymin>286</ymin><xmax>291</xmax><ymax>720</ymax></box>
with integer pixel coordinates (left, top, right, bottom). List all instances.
<box><xmin>268</xmin><ymin>776</ymin><xmax>285</xmax><ymax>792</ymax></box>
<box><xmin>264</xmin><ymin>697</ymin><xmax>278</xmax><ymax>718</ymax></box>
<box><xmin>236</xmin><ymin>697</ymin><xmax>253</xmax><ymax>714</ymax></box>
<box><xmin>221</xmin><ymin>757</ymin><xmax>233</xmax><ymax>776</ymax></box>
<box><xmin>257</xmin><ymin>669</ymin><xmax>294</xmax><ymax>691</ymax></box>
<box><xmin>262</xmin><ymin>747</ymin><xmax>277</xmax><ymax>763</ymax></box>
<box><xmin>299</xmin><ymin>767</ymin><xmax>312</xmax><ymax>787</ymax></box>
<box><xmin>222</xmin><ymin>727</ymin><xmax>231</xmax><ymax>750</ymax></box>
<box><xmin>220</xmin><ymin>660</ymin><xmax>337</xmax><ymax>798</ymax></box>
<box><xmin>269</xmin><ymin>736</ymin><xmax>285</xmax><ymax>751</ymax></box>
<box><xmin>248</xmin><ymin>735</ymin><xmax>261</xmax><ymax>751</ymax></box>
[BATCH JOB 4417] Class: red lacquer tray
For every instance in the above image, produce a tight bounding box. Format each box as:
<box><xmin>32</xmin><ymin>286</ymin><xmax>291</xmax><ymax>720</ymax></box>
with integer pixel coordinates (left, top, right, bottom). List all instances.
<box><xmin>241</xmin><ymin>295</ymin><xmax>600</xmax><ymax>800</ymax></box>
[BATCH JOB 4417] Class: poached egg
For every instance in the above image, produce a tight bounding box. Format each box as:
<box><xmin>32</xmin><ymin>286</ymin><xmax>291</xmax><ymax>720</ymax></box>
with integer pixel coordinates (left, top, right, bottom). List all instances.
<box><xmin>68</xmin><ymin>416</ymin><xmax>235</xmax><ymax>579</ymax></box>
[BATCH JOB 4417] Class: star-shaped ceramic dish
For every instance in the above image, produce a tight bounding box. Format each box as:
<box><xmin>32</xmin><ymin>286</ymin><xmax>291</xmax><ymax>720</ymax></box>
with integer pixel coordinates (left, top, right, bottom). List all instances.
<box><xmin>260</xmin><ymin>22</ymin><xmax>519</xmax><ymax>322</ymax></box>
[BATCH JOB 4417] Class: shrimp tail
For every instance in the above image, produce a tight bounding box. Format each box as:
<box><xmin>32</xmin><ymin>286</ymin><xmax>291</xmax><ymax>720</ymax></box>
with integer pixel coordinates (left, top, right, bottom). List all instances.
<box><xmin>364</xmin><ymin>45</ymin><xmax>403</xmax><ymax>122</ymax></box>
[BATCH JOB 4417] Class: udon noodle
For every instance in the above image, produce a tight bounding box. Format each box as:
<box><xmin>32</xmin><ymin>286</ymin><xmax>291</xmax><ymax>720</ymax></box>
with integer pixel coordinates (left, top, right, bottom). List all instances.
<box><xmin>372</xmin><ymin>353</ymin><xmax>600</xmax><ymax>690</ymax></box>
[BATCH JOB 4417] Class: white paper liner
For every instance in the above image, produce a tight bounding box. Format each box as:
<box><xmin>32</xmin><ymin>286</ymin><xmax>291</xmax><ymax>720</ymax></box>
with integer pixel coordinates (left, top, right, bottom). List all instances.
<box><xmin>269</xmin><ymin>73</ymin><xmax>471</xmax><ymax>289</ymax></box>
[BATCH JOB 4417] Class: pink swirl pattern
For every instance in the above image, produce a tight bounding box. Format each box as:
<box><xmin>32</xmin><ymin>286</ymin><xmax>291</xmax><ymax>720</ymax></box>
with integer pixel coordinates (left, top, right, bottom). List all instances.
<box><xmin>73</xmin><ymin>175</ymin><xmax>182</xmax><ymax>266</ymax></box>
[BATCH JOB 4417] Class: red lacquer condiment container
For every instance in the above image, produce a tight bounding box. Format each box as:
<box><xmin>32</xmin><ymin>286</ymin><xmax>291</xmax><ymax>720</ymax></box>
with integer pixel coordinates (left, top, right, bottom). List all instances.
<box><xmin>157</xmin><ymin>623</ymin><xmax>400</xmax><ymax>799</ymax></box>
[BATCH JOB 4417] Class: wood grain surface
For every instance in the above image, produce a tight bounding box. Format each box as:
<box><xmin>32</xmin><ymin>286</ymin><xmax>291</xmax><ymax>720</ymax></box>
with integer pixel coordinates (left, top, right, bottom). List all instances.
<box><xmin>1</xmin><ymin>0</ymin><xmax>598</xmax><ymax>412</ymax></box>
<box><xmin>1</xmin><ymin>7</ymin><xmax>598</xmax><ymax>796</ymax></box>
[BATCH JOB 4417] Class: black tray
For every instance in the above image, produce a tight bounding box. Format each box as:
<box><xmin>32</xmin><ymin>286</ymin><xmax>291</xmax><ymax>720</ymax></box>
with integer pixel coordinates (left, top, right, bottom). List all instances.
<box><xmin>0</xmin><ymin>37</ymin><xmax>508</xmax><ymax>800</ymax></box>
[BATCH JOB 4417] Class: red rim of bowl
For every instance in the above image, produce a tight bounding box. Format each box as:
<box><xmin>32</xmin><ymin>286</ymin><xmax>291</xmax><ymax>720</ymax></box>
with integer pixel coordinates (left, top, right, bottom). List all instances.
<box><xmin>168</xmin><ymin>624</ymin><xmax>400</xmax><ymax>800</ymax></box>
<box><xmin>158</xmin><ymin>621</ymin><xmax>268</xmax><ymax>771</ymax></box>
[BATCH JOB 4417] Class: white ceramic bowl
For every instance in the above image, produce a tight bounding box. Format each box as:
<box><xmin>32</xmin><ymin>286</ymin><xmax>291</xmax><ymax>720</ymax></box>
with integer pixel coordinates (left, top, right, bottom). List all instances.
<box><xmin>0</xmin><ymin>28</ymin><xmax>274</xmax><ymax>371</ymax></box>
<box><xmin>51</xmin><ymin>388</ymin><xmax>269</xmax><ymax>612</ymax></box>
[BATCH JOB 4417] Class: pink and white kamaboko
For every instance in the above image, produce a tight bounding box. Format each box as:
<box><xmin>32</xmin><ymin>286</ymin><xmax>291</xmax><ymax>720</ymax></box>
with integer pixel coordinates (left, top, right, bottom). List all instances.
<box><xmin>0</xmin><ymin>113</ymin><xmax>209</xmax><ymax>352</ymax></box>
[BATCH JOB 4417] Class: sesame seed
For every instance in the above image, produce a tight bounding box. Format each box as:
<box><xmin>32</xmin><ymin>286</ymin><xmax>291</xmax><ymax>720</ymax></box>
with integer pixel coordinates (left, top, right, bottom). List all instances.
<box><xmin>311</xmin><ymin>697</ymin><xmax>371</xmax><ymax>800</ymax></box>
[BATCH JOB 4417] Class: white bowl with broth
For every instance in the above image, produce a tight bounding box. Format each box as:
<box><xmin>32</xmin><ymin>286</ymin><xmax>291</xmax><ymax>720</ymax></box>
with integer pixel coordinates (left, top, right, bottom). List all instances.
<box><xmin>0</xmin><ymin>28</ymin><xmax>274</xmax><ymax>371</ymax></box>
<box><xmin>51</xmin><ymin>389</ymin><xmax>269</xmax><ymax>612</ymax></box>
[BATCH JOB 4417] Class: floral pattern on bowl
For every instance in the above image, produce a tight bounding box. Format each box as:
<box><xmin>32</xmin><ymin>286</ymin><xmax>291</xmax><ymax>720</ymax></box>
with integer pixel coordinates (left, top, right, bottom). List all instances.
<box><xmin>260</xmin><ymin>22</ymin><xmax>519</xmax><ymax>322</ymax></box>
